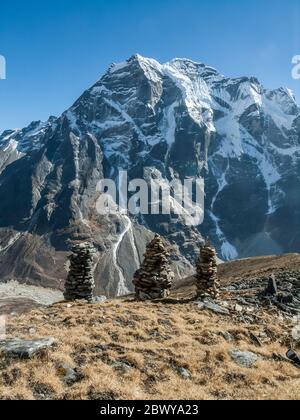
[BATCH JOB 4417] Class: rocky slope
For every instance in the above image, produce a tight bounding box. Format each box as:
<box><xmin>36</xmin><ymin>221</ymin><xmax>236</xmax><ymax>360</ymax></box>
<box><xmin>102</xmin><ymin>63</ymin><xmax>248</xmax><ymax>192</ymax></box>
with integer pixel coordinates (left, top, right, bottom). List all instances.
<box><xmin>1</xmin><ymin>256</ymin><xmax>300</xmax><ymax>400</ymax></box>
<box><xmin>0</xmin><ymin>54</ymin><xmax>299</xmax><ymax>295</ymax></box>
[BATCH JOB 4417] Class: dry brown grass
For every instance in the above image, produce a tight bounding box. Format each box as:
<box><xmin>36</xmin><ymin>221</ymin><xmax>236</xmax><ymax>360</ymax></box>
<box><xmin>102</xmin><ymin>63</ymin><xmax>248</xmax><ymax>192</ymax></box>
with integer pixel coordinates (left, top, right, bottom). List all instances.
<box><xmin>218</xmin><ymin>253</ymin><xmax>300</xmax><ymax>285</ymax></box>
<box><xmin>0</xmin><ymin>290</ymin><xmax>300</xmax><ymax>400</ymax></box>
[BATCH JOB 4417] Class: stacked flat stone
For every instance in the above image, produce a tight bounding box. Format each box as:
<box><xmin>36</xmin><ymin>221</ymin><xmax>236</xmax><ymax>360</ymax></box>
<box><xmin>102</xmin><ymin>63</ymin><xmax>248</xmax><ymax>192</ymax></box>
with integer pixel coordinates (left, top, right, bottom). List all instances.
<box><xmin>196</xmin><ymin>241</ymin><xmax>220</xmax><ymax>299</ymax></box>
<box><xmin>64</xmin><ymin>242</ymin><xmax>95</xmax><ymax>302</ymax></box>
<box><xmin>133</xmin><ymin>234</ymin><xmax>174</xmax><ymax>300</ymax></box>
<box><xmin>264</xmin><ymin>274</ymin><xmax>278</xmax><ymax>296</ymax></box>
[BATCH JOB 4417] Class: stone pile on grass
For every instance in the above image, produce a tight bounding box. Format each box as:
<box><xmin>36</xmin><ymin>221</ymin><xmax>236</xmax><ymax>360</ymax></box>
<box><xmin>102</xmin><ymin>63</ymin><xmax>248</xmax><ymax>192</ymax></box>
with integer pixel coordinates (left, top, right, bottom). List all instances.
<box><xmin>196</xmin><ymin>241</ymin><xmax>219</xmax><ymax>299</ymax></box>
<box><xmin>133</xmin><ymin>234</ymin><xmax>174</xmax><ymax>300</ymax></box>
<box><xmin>64</xmin><ymin>242</ymin><xmax>95</xmax><ymax>302</ymax></box>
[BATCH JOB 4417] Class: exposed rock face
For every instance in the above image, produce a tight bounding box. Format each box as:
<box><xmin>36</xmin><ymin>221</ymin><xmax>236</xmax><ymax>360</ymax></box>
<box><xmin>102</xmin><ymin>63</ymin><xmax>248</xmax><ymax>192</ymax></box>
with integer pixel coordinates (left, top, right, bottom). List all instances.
<box><xmin>196</xmin><ymin>242</ymin><xmax>219</xmax><ymax>298</ymax></box>
<box><xmin>0</xmin><ymin>54</ymin><xmax>300</xmax><ymax>296</ymax></box>
<box><xmin>0</xmin><ymin>337</ymin><xmax>55</xmax><ymax>359</ymax></box>
<box><xmin>64</xmin><ymin>243</ymin><xmax>95</xmax><ymax>302</ymax></box>
<box><xmin>230</xmin><ymin>349</ymin><xmax>259</xmax><ymax>368</ymax></box>
<box><xmin>133</xmin><ymin>234</ymin><xmax>174</xmax><ymax>300</ymax></box>
<box><xmin>195</xmin><ymin>299</ymin><xmax>230</xmax><ymax>315</ymax></box>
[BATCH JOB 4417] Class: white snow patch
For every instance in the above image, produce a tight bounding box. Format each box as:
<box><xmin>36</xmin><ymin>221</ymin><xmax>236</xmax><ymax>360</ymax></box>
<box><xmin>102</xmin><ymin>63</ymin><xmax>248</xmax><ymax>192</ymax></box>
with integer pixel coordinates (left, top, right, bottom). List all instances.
<box><xmin>162</xmin><ymin>62</ymin><xmax>215</xmax><ymax>131</ymax></box>
<box><xmin>110</xmin><ymin>61</ymin><xmax>129</xmax><ymax>74</ymax></box>
<box><xmin>162</xmin><ymin>102</ymin><xmax>178</xmax><ymax>147</ymax></box>
<box><xmin>66</xmin><ymin>110</ymin><xmax>79</xmax><ymax>132</ymax></box>
<box><xmin>262</xmin><ymin>96</ymin><xmax>295</xmax><ymax>130</ymax></box>
<box><xmin>0</xmin><ymin>233</ymin><xmax>22</xmax><ymax>254</ymax></box>
<box><xmin>113</xmin><ymin>215</ymin><xmax>132</xmax><ymax>296</ymax></box>
<box><xmin>209</xmin><ymin>211</ymin><xmax>238</xmax><ymax>260</ymax></box>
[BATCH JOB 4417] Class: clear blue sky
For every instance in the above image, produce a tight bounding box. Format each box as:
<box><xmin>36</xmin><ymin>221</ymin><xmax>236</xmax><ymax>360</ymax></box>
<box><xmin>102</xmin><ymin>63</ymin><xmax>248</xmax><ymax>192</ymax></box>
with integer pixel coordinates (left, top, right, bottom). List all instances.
<box><xmin>0</xmin><ymin>0</ymin><xmax>300</xmax><ymax>132</ymax></box>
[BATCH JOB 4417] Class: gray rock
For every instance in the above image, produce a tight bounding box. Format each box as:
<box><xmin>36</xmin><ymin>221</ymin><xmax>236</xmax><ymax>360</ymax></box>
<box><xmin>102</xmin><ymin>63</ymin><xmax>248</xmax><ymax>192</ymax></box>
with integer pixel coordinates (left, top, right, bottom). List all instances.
<box><xmin>230</xmin><ymin>349</ymin><xmax>259</xmax><ymax>368</ymax></box>
<box><xmin>0</xmin><ymin>337</ymin><xmax>55</xmax><ymax>359</ymax></box>
<box><xmin>225</xmin><ymin>285</ymin><xmax>238</xmax><ymax>292</ymax></box>
<box><xmin>136</xmin><ymin>292</ymin><xmax>151</xmax><ymax>301</ymax></box>
<box><xmin>220</xmin><ymin>331</ymin><xmax>234</xmax><ymax>342</ymax></box>
<box><xmin>57</xmin><ymin>363</ymin><xmax>82</xmax><ymax>385</ymax></box>
<box><xmin>249</xmin><ymin>332</ymin><xmax>262</xmax><ymax>347</ymax></box>
<box><xmin>196</xmin><ymin>299</ymin><xmax>230</xmax><ymax>315</ymax></box>
<box><xmin>92</xmin><ymin>295</ymin><xmax>107</xmax><ymax>304</ymax></box>
<box><xmin>112</xmin><ymin>361</ymin><xmax>132</xmax><ymax>373</ymax></box>
<box><xmin>286</xmin><ymin>349</ymin><xmax>300</xmax><ymax>367</ymax></box>
<box><xmin>263</xmin><ymin>275</ymin><xmax>278</xmax><ymax>296</ymax></box>
<box><xmin>277</xmin><ymin>293</ymin><xmax>294</xmax><ymax>304</ymax></box>
<box><xmin>177</xmin><ymin>367</ymin><xmax>191</xmax><ymax>380</ymax></box>
<box><xmin>64</xmin><ymin>242</ymin><xmax>96</xmax><ymax>302</ymax></box>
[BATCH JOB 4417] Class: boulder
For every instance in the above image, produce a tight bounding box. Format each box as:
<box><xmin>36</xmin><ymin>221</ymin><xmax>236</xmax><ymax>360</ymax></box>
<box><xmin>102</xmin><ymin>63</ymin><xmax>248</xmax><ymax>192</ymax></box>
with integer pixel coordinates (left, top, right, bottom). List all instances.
<box><xmin>230</xmin><ymin>349</ymin><xmax>259</xmax><ymax>368</ymax></box>
<box><xmin>57</xmin><ymin>363</ymin><xmax>83</xmax><ymax>385</ymax></box>
<box><xmin>286</xmin><ymin>349</ymin><xmax>300</xmax><ymax>367</ymax></box>
<box><xmin>196</xmin><ymin>299</ymin><xmax>230</xmax><ymax>315</ymax></box>
<box><xmin>264</xmin><ymin>274</ymin><xmax>278</xmax><ymax>296</ymax></box>
<box><xmin>177</xmin><ymin>367</ymin><xmax>191</xmax><ymax>380</ymax></box>
<box><xmin>0</xmin><ymin>337</ymin><xmax>55</xmax><ymax>359</ymax></box>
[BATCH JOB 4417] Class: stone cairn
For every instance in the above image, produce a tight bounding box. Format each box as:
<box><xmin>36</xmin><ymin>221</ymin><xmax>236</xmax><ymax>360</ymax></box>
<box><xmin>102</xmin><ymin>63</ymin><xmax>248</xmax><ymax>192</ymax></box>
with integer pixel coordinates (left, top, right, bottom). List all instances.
<box><xmin>263</xmin><ymin>274</ymin><xmax>278</xmax><ymax>297</ymax></box>
<box><xmin>133</xmin><ymin>234</ymin><xmax>174</xmax><ymax>300</ymax></box>
<box><xmin>196</xmin><ymin>240</ymin><xmax>220</xmax><ymax>299</ymax></box>
<box><xmin>64</xmin><ymin>242</ymin><xmax>95</xmax><ymax>302</ymax></box>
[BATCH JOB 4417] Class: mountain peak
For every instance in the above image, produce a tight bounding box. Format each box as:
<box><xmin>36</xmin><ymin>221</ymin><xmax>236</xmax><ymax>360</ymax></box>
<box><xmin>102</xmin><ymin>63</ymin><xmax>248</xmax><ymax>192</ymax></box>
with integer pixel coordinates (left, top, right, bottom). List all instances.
<box><xmin>107</xmin><ymin>54</ymin><xmax>162</xmax><ymax>76</ymax></box>
<box><xmin>167</xmin><ymin>57</ymin><xmax>216</xmax><ymax>72</ymax></box>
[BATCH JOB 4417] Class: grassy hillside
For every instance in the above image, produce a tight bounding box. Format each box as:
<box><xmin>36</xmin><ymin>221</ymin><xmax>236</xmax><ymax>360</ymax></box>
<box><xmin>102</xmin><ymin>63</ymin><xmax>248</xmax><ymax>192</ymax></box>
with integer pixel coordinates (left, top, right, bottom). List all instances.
<box><xmin>0</xmin><ymin>254</ymin><xmax>300</xmax><ymax>400</ymax></box>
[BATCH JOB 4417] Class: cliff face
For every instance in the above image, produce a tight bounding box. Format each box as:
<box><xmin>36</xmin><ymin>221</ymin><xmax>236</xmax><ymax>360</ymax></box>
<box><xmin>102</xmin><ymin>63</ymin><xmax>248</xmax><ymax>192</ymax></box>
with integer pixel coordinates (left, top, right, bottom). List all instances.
<box><xmin>0</xmin><ymin>55</ymin><xmax>299</xmax><ymax>295</ymax></box>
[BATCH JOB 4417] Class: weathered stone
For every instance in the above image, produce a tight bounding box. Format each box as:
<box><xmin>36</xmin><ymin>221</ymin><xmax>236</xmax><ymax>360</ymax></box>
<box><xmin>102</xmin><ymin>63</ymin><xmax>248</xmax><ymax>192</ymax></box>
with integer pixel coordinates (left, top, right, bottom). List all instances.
<box><xmin>57</xmin><ymin>363</ymin><xmax>83</xmax><ymax>385</ymax></box>
<box><xmin>93</xmin><ymin>296</ymin><xmax>107</xmax><ymax>304</ymax></box>
<box><xmin>195</xmin><ymin>241</ymin><xmax>220</xmax><ymax>299</ymax></box>
<box><xmin>230</xmin><ymin>349</ymin><xmax>259</xmax><ymax>368</ymax></box>
<box><xmin>249</xmin><ymin>332</ymin><xmax>262</xmax><ymax>347</ymax></box>
<box><xmin>177</xmin><ymin>367</ymin><xmax>191</xmax><ymax>380</ymax></box>
<box><xmin>220</xmin><ymin>331</ymin><xmax>234</xmax><ymax>342</ymax></box>
<box><xmin>196</xmin><ymin>299</ymin><xmax>230</xmax><ymax>315</ymax></box>
<box><xmin>264</xmin><ymin>274</ymin><xmax>278</xmax><ymax>296</ymax></box>
<box><xmin>292</xmin><ymin>325</ymin><xmax>300</xmax><ymax>341</ymax></box>
<box><xmin>277</xmin><ymin>293</ymin><xmax>293</xmax><ymax>304</ymax></box>
<box><xmin>133</xmin><ymin>234</ymin><xmax>174</xmax><ymax>300</ymax></box>
<box><xmin>112</xmin><ymin>361</ymin><xmax>132</xmax><ymax>373</ymax></box>
<box><xmin>286</xmin><ymin>349</ymin><xmax>300</xmax><ymax>367</ymax></box>
<box><xmin>0</xmin><ymin>337</ymin><xmax>55</xmax><ymax>359</ymax></box>
<box><xmin>64</xmin><ymin>242</ymin><xmax>95</xmax><ymax>302</ymax></box>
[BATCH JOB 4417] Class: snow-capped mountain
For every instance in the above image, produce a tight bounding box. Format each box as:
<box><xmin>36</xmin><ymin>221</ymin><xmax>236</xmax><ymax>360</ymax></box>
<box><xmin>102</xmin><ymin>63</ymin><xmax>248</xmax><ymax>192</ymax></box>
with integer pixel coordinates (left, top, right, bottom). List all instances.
<box><xmin>0</xmin><ymin>54</ymin><xmax>299</xmax><ymax>296</ymax></box>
